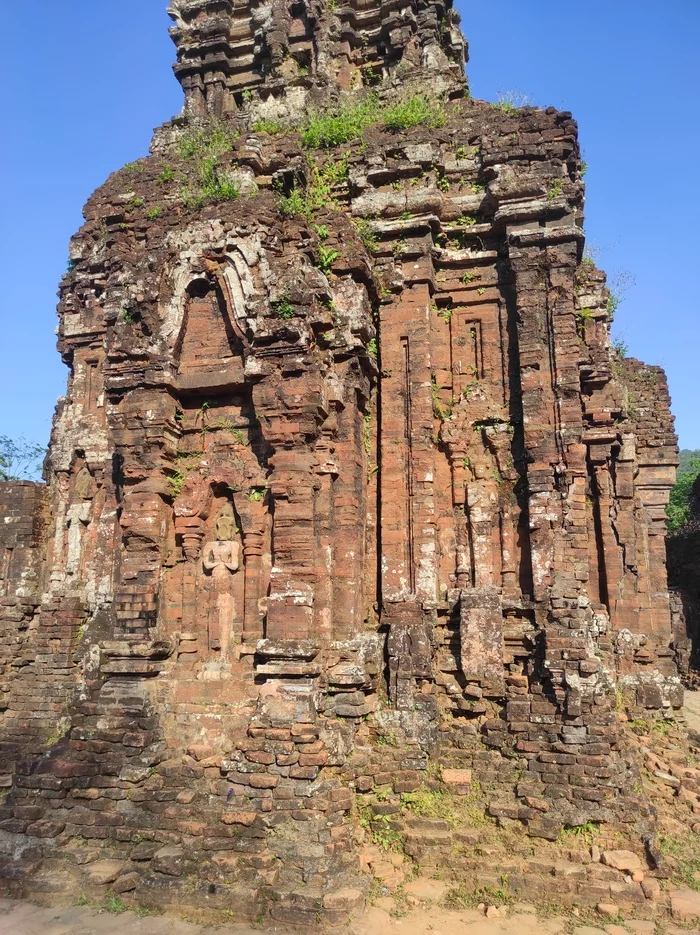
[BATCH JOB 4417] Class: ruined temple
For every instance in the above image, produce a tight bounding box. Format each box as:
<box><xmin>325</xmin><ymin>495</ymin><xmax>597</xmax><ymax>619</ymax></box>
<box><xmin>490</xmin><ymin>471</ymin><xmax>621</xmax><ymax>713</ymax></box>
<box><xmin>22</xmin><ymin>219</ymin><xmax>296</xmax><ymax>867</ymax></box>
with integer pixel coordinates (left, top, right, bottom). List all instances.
<box><xmin>0</xmin><ymin>0</ymin><xmax>684</xmax><ymax>924</ymax></box>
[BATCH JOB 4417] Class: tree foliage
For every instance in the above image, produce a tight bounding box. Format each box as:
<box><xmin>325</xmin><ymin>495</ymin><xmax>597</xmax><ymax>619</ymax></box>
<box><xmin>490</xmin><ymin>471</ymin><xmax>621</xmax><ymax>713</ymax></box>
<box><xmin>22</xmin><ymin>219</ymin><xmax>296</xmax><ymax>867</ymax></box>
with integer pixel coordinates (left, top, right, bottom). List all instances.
<box><xmin>668</xmin><ymin>450</ymin><xmax>700</xmax><ymax>532</ymax></box>
<box><xmin>0</xmin><ymin>435</ymin><xmax>46</xmax><ymax>482</ymax></box>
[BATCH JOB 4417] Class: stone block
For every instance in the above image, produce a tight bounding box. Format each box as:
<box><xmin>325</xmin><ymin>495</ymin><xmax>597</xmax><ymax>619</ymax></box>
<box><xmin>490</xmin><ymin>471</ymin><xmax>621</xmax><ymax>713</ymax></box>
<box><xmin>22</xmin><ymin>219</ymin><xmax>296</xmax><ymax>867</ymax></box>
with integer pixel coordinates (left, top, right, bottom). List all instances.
<box><xmin>85</xmin><ymin>860</ymin><xmax>124</xmax><ymax>885</ymax></box>
<box><xmin>600</xmin><ymin>850</ymin><xmax>643</xmax><ymax>873</ymax></box>
<box><xmin>112</xmin><ymin>871</ymin><xmax>140</xmax><ymax>893</ymax></box>
<box><xmin>672</xmin><ymin>887</ymin><xmax>700</xmax><ymax>921</ymax></box>
<box><xmin>152</xmin><ymin>845</ymin><xmax>186</xmax><ymax>876</ymax></box>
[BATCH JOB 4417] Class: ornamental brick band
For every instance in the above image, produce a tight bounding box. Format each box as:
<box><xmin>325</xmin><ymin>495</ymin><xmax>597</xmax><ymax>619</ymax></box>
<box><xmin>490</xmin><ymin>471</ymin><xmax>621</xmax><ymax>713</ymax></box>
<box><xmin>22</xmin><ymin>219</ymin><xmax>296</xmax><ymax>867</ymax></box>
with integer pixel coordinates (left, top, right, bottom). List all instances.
<box><xmin>0</xmin><ymin>0</ymin><xmax>685</xmax><ymax>925</ymax></box>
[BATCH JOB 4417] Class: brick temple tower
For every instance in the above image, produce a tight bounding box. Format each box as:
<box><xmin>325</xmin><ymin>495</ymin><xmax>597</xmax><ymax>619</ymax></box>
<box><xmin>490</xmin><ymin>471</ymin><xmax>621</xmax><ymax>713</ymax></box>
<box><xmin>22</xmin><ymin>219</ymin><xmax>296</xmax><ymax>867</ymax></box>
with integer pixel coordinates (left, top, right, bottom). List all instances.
<box><xmin>0</xmin><ymin>0</ymin><xmax>681</xmax><ymax>922</ymax></box>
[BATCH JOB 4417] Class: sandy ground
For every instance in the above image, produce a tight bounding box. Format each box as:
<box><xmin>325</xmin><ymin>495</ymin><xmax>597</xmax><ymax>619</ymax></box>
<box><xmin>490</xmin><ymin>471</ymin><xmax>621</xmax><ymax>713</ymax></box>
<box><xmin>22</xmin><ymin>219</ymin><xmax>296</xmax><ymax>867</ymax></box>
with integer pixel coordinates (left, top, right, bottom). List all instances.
<box><xmin>683</xmin><ymin>690</ymin><xmax>700</xmax><ymax>735</ymax></box>
<box><xmin>1</xmin><ymin>895</ymin><xmax>696</xmax><ymax>935</ymax></box>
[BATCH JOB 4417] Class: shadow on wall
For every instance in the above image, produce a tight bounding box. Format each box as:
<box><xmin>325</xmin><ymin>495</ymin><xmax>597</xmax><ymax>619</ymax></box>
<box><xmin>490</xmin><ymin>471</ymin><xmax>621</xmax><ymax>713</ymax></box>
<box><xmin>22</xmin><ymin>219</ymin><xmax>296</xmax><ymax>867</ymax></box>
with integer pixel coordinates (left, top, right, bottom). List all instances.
<box><xmin>668</xmin><ymin>475</ymin><xmax>700</xmax><ymax>677</ymax></box>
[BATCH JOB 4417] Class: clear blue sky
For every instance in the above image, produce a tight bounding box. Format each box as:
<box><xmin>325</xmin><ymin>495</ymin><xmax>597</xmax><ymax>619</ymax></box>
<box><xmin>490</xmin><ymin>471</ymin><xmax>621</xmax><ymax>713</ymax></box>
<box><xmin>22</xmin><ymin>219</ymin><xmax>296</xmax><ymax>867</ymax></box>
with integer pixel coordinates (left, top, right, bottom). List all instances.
<box><xmin>1</xmin><ymin>1</ymin><xmax>698</xmax><ymax>455</ymax></box>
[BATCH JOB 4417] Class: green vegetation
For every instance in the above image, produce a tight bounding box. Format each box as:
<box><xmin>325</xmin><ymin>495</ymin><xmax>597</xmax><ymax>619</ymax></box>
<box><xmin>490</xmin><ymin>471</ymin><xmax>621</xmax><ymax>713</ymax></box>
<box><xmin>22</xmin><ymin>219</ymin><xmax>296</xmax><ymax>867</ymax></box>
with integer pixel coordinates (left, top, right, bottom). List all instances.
<box><xmin>168</xmin><ymin>471</ymin><xmax>186</xmax><ymax>498</ymax></box>
<box><xmin>558</xmin><ymin>821</ymin><xmax>600</xmax><ymax>845</ymax></box>
<box><xmin>104</xmin><ymin>895</ymin><xmax>128</xmax><ymax>914</ymax></box>
<box><xmin>248</xmin><ymin>486</ymin><xmax>267</xmax><ymax>502</ymax></box>
<box><xmin>157</xmin><ymin>165</ymin><xmax>175</xmax><ymax>184</ymax></box>
<box><xmin>576</xmin><ymin>307</ymin><xmax>594</xmax><ymax>336</ymax></box>
<box><xmin>184</xmin><ymin>156</ymin><xmax>239</xmax><ymax>207</ymax></box>
<box><xmin>492</xmin><ymin>90</ymin><xmax>531</xmax><ymax>114</ymax></box>
<box><xmin>0</xmin><ymin>435</ymin><xmax>46</xmax><ymax>482</ymax></box>
<box><xmin>435</xmin><ymin>172</ymin><xmax>450</xmax><ymax>192</ymax></box>
<box><xmin>252</xmin><ymin>118</ymin><xmax>283</xmax><ymax>135</ymax></box>
<box><xmin>382</xmin><ymin>95</ymin><xmax>445</xmax><ymax>131</ymax></box>
<box><xmin>431</xmin><ymin>375</ymin><xmax>450</xmax><ymax>421</ymax></box>
<box><xmin>178</xmin><ymin>119</ymin><xmax>240</xmax><ymax>208</ymax></box>
<box><xmin>547</xmin><ymin>178</ymin><xmax>564</xmax><ymax>200</ymax></box>
<box><xmin>271</xmin><ymin>292</ymin><xmax>295</xmax><ymax>319</ymax></box>
<box><xmin>445</xmin><ymin>881</ymin><xmax>513</xmax><ymax>910</ymax></box>
<box><xmin>277</xmin><ymin>183</ymin><xmax>309</xmax><ymax>218</ymax></box>
<box><xmin>668</xmin><ymin>450</ymin><xmax>700</xmax><ymax>532</ymax></box>
<box><xmin>277</xmin><ymin>156</ymin><xmax>349</xmax><ymax>218</ymax></box>
<box><xmin>659</xmin><ymin>834</ymin><xmax>700</xmax><ymax>891</ymax></box>
<box><xmin>301</xmin><ymin>92</ymin><xmax>447</xmax><ymax>149</ymax></box>
<box><xmin>605</xmin><ymin>269</ymin><xmax>635</xmax><ymax>321</ymax></box>
<box><xmin>354</xmin><ymin>219</ymin><xmax>377</xmax><ymax>254</ymax></box>
<box><xmin>400</xmin><ymin>785</ymin><xmax>489</xmax><ymax>829</ymax></box>
<box><xmin>309</xmin><ymin>155</ymin><xmax>350</xmax><ymax>206</ymax></box>
<box><xmin>316</xmin><ymin>245</ymin><xmax>340</xmax><ymax>273</ymax></box>
<box><xmin>611</xmin><ymin>336</ymin><xmax>628</xmax><ymax>358</ymax></box>
<box><xmin>119</xmin><ymin>308</ymin><xmax>137</xmax><ymax>325</ymax></box>
<box><xmin>179</xmin><ymin>119</ymin><xmax>237</xmax><ymax>161</ymax></box>
<box><xmin>357</xmin><ymin>801</ymin><xmax>404</xmax><ymax>852</ymax></box>
<box><xmin>301</xmin><ymin>96</ymin><xmax>380</xmax><ymax>149</ymax></box>
<box><xmin>146</xmin><ymin>206</ymin><xmax>162</xmax><ymax>220</ymax></box>
<box><xmin>168</xmin><ymin>451</ymin><xmax>203</xmax><ymax>499</ymax></box>
<box><xmin>209</xmin><ymin>417</ymin><xmax>236</xmax><ymax>432</ymax></box>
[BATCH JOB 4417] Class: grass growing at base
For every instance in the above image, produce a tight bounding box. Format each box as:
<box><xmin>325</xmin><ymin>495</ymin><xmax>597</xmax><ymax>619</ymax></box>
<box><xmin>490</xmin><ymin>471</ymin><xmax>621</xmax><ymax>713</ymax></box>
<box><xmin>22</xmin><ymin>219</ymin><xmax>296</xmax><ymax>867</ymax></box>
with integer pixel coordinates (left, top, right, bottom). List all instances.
<box><xmin>660</xmin><ymin>833</ymin><xmax>700</xmax><ymax>891</ymax></box>
<box><xmin>400</xmin><ymin>785</ymin><xmax>491</xmax><ymax>828</ymax></box>
<box><xmin>104</xmin><ymin>895</ymin><xmax>128</xmax><ymax>914</ymax></box>
<box><xmin>444</xmin><ymin>880</ymin><xmax>514</xmax><ymax>910</ymax></box>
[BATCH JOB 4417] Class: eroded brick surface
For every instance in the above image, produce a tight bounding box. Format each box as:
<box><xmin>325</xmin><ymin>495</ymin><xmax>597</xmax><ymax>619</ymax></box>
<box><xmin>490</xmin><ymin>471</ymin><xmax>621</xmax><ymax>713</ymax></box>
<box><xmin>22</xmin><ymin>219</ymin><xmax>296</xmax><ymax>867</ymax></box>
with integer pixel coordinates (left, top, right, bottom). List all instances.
<box><xmin>0</xmin><ymin>0</ymin><xmax>683</xmax><ymax>924</ymax></box>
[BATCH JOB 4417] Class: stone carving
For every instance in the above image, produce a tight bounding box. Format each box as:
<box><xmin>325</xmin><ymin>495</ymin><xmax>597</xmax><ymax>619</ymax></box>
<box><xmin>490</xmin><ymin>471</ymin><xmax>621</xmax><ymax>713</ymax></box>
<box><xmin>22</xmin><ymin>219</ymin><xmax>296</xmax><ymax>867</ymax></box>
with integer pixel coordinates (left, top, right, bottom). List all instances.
<box><xmin>73</xmin><ymin>465</ymin><xmax>94</xmax><ymax>500</ymax></box>
<box><xmin>65</xmin><ymin>502</ymin><xmax>91</xmax><ymax>576</ymax></box>
<box><xmin>213</xmin><ymin>501</ymin><xmax>237</xmax><ymax>541</ymax></box>
<box><xmin>202</xmin><ymin>538</ymin><xmax>240</xmax><ymax>654</ymax></box>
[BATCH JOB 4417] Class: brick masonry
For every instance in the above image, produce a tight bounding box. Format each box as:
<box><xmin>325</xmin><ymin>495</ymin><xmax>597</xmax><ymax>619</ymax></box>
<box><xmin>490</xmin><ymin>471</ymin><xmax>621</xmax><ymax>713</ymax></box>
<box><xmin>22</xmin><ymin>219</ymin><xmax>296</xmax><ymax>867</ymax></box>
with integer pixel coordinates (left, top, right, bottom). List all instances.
<box><xmin>0</xmin><ymin>0</ymin><xmax>683</xmax><ymax>924</ymax></box>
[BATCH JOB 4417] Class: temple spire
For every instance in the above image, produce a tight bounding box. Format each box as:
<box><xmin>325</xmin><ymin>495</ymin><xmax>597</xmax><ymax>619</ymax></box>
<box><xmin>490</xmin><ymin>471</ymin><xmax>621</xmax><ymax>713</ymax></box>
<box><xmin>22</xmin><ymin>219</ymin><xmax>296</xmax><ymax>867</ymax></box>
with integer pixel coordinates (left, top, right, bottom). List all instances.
<box><xmin>168</xmin><ymin>0</ymin><xmax>468</xmax><ymax>118</ymax></box>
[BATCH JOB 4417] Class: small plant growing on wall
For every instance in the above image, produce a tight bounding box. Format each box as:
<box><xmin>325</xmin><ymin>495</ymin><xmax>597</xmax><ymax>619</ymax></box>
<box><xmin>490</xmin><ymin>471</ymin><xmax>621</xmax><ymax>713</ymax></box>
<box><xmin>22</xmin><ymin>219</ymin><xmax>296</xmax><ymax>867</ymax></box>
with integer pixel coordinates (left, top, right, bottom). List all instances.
<box><xmin>272</xmin><ymin>293</ymin><xmax>295</xmax><ymax>319</ymax></box>
<box><xmin>316</xmin><ymin>246</ymin><xmax>340</xmax><ymax>273</ymax></box>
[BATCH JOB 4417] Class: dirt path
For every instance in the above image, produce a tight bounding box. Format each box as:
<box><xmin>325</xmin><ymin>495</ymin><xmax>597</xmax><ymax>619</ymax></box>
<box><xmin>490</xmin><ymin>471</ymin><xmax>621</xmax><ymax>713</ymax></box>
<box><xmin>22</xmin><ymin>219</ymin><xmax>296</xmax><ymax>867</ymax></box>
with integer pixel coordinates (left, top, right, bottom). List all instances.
<box><xmin>1</xmin><ymin>895</ymin><xmax>697</xmax><ymax>935</ymax></box>
<box><xmin>683</xmin><ymin>690</ymin><xmax>700</xmax><ymax>735</ymax></box>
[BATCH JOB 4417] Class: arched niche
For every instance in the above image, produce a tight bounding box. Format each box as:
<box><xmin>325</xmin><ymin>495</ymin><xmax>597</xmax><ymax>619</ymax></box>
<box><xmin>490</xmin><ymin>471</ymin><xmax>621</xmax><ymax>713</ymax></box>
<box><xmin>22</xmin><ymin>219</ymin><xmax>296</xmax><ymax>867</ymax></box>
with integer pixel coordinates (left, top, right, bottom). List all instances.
<box><xmin>160</xmin><ymin>247</ymin><xmax>256</xmax><ymax>364</ymax></box>
<box><xmin>175</xmin><ymin>275</ymin><xmax>244</xmax><ymax>394</ymax></box>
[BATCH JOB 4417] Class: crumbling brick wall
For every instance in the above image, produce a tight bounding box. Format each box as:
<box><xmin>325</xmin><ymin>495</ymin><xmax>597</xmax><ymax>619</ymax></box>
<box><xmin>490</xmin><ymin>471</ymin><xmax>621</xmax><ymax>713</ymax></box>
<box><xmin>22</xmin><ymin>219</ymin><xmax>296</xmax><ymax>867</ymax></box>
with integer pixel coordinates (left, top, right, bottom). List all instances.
<box><xmin>0</xmin><ymin>482</ymin><xmax>87</xmax><ymax>790</ymax></box>
<box><xmin>0</xmin><ymin>0</ymin><xmax>682</xmax><ymax>923</ymax></box>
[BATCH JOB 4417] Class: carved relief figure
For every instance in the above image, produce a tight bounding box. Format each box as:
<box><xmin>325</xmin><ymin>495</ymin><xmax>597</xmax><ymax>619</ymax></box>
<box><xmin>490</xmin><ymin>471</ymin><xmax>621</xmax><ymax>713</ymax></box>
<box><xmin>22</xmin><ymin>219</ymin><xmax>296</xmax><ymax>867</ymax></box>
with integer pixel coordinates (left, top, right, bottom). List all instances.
<box><xmin>201</xmin><ymin>503</ymin><xmax>241</xmax><ymax>656</ymax></box>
